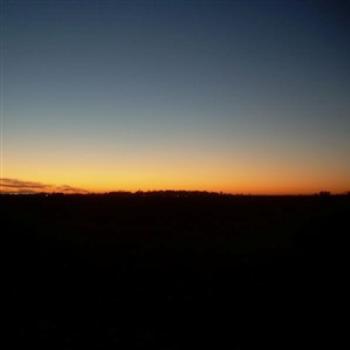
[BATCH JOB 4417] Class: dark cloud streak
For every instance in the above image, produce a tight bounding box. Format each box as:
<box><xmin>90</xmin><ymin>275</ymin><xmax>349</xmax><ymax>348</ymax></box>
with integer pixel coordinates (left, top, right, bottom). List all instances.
<box><xmin>0</xmin><ymin>178</ymin><xmax>88</xmax><ymax>194</ymax></box>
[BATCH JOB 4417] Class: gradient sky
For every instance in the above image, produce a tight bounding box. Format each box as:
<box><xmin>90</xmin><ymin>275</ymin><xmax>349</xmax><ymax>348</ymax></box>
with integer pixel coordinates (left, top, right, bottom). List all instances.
<box><xmin>2</xmin><ymin>0</ymin><xmax>350</xmax><ymax>193</ymax></box>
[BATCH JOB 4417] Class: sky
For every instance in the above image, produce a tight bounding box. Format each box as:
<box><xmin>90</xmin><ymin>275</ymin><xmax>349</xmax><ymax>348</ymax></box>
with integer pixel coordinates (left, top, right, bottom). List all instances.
<box><xmin>1</xmin><ymin>0</ymin><xmax>350</xmax><ymax>194</ymax></box>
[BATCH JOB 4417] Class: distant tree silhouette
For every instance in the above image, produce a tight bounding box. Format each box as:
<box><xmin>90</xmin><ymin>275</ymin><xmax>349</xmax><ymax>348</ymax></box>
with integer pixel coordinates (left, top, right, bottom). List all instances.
<box><xmin>319</xmin><ymin>191</ymin><xmax>331</xmax><ymax>197</ymax></box>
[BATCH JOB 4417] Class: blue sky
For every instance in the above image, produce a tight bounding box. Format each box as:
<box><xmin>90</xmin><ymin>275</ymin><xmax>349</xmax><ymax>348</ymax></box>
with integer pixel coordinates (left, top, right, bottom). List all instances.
<box><xmin>2</xmin><ymin>0</ymin><xmax>350</xmax><ymax>193</ymax></box>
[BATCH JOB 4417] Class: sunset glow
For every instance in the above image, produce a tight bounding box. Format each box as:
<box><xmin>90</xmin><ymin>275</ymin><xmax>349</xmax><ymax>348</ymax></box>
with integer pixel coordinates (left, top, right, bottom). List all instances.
<box><xmin>2</xmin><ymin>1</ymin><xmax>350</xmax><ymax>194</ymax></box>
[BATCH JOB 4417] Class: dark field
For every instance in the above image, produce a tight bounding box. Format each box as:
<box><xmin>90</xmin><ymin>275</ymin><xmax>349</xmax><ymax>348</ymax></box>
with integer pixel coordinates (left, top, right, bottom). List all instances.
<box><xmin>5</xmin><ymin>193</ymin><xmax>349</xmax><ymax>349</ymax></box>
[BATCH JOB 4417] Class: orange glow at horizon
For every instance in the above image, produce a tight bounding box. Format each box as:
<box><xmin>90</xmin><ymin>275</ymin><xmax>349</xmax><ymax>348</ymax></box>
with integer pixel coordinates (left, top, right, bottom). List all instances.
<box><xmin>3</xmin><ymin>157</ymin><xmax>349</xmax><ymax>195</ymax></box>
<box><xmin>3</xmin><ymin>134</ymin><xmax>349</xmax><ymax>195</ymax></box>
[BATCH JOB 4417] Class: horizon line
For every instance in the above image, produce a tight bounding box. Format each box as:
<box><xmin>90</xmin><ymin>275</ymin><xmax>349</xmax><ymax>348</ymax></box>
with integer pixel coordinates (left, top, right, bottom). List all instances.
<box><xmin>1</xmin><ymin>189</ymin><xmax>348</xmax><ymax>197</ymax></box>
<box><xmin>1</xmin><ymin>178</ymin><xmax>349</xmax><ymax>196</ymax></box>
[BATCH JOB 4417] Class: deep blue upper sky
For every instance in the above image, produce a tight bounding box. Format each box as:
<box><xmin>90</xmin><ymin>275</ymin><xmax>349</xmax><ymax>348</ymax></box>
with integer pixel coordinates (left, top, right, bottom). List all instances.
<box><xmin>2</xmin><ymin>0</ymin><xmax>350</xmax><ymax>192</ymax></box>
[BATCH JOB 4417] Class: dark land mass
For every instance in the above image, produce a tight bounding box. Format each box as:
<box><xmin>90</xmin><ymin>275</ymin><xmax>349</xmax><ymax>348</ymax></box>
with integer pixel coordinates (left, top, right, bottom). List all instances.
<box><xmin>4</xmin><ymin>192</ymin><xmax>349</xmax><ymax>349</ymax></box>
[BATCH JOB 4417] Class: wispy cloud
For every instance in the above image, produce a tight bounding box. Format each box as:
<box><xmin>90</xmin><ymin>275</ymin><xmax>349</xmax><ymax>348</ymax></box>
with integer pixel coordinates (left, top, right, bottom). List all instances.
<box><xmin>0</xmin><ymin>178</ymin><xmax>88</xmax><ymax>194</ymax></box>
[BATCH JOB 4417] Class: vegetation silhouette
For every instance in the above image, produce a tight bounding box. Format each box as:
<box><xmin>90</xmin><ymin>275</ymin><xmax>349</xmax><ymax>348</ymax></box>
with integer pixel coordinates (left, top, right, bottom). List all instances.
<box><xmin>5</xmin><ymin>192</ymin><xmax>349</xmax><ymax>349</ymax></box>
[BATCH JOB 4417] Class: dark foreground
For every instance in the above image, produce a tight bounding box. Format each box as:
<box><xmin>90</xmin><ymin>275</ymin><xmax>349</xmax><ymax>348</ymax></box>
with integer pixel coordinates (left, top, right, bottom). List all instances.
<box><xmin>5</xmin><ymin>193</ymin><xmax>349</xmax><ymax>349</ymax></box>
